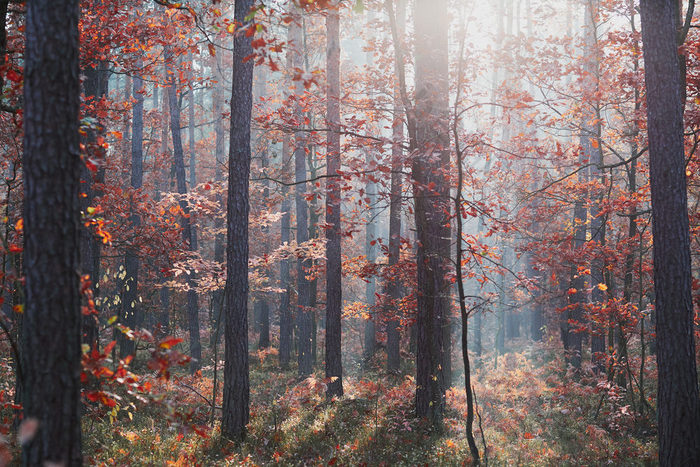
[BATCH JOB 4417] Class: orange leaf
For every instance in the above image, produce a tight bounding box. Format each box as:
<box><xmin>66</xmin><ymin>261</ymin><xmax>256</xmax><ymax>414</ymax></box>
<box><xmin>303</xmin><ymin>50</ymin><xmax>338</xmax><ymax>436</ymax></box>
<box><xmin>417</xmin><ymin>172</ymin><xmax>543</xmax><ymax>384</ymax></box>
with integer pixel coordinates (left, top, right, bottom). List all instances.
<box><xmin>159</xmin><ymin>337</ymin><xmax>183</xmax><ymax>349</ymax></box>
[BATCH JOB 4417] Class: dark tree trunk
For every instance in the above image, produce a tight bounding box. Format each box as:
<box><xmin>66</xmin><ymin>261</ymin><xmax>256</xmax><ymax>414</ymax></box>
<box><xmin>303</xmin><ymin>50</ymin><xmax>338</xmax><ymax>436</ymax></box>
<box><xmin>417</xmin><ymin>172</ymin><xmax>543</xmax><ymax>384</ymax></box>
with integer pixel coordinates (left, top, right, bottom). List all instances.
<box><xmin>567</xmin><ymin>150</ymin><xmax>587</xmax><ymax>369</ymax></box>
<box><xmin>325</xmin><ymin>4</ymin><xmax>343</xmax><ymax>398</ymax></box>
<box><xmin>413</xmin><ymin>0</ymin><xmax>450</xmax><ymax>426</ymax></box>
<box><xmin>639</xmin><ymin>1</ymin><xmax>700</xmax><ymax>464</ymax></box>
<box><xmin>120</xmin><ymin>59</ymin><xmax>144</xmax><ymax>359</ymax></box>
<box><xmin>257</xmin><ymin>142</ymin><xmax>271</xmax><ymax>349</ymax></box>
<box><xmin>165</xmin><ymin>48</ymin><xmax>201</xmax><ymax>372</ymax></box>
<box><xmin>188</xmin><ymin>52</ymin><xmax>196</xmax><ymax>190</ymax></box>
<box><xmin>279</xmin><ymin>174</ymin><xmax>292</xmax><ymax>369</ymax></box>
<box><xmin>221</xmin><ymin>0</ymin><xmax>254</xmax><ymax>441</ymax></box>
<box><xmin>21</xmin><ymin>0</ymin><xmax>82</xmax><ymax>463</ymax></box>
<box><xmin>80</xmin><ymin>59</ymin><xmax>108</xmax><ymax>351</ymax></box>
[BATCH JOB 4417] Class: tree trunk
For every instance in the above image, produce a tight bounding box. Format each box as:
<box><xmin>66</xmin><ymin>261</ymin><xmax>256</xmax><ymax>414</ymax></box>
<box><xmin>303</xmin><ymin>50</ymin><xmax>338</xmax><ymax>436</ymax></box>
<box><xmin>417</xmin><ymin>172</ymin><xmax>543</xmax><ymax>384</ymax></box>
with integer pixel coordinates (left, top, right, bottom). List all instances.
<box><xmin>386</xmin><ymin>0</ymin><xmax>406</xmax><ymax>373</ymax></box>
<box><xmin>279</xmin><ymin>175</ymin><xmax>292</xmax><ymax>369</ymax></box>
<box><xmin>325</xmin><ymin>4</ymin><xmax>343</xmax><ymax>398</ymax></box>
<box><xmin>639</xmin><ymin>1</ymin><xmax>700</xmax><ymax>463</ymax></box>
<box><xmin>221</xmin><ymin>0</ymin><xmax>255</xmax><ymax>441</ymax></box>
<box><xmin>21</xmin><ymin>0</ymin><xmax>82</xmax><ymax>463</ymax></box>
<box><xmin>81</xmin><ymin>59</ymin><xmax>108</xmax><ymax>351</ymax></box>
<box><xmin>120</xmin><ymin>59</ymin><xmax>144</xmax><ymax>359</ymax></box>
<box><xmin>165</xmin><ymin>47</ymin><xmax>201</xmax><ymax>372</ymax></box>
<box><xmin>157</xmin><ymin>67</ymin><xmax>171</xmax><ymax>337</ymax></box>
<box><xmin>413</xmin><ymin>0</ymin><xmax>450</xmax><ymax>426</ymax></box>
<box><xmin>290</xmin><ymin>6</ymin><xmax>313</xmax><ymax>378</ymax></box>
<box><xmin>582</xmin><ymin>0</ymin><xmax>606</xmax><ymax>372</ymax></box>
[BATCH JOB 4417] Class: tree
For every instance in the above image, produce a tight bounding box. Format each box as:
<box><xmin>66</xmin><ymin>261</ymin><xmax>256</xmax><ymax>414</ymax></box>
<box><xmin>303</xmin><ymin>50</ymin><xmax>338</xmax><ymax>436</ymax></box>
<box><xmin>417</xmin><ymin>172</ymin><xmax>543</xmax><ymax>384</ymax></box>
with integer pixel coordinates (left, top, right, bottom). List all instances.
<box><xmin>21</xmin><ymin>0</ymin><xmax>82</xmax><ymax>463</ymax></box>
<box><xmin>325</xmin><ymin>2</ymin><xmax>343</xmax><ymax>398</ymax></box>
<box><xmin>639</xmin><ymin>0</ymin><xmax>700</xmax><ymax>464</ymax></box>
<box><xmin>386</xmin><ymin>0</ymin><xmax>406</xmax><ymax>374</ymax></box>
<box><xmin>221</xmin><ymin>0</ymin><xmax>255</xmax><ymax>441</ymax></box>
<box><xmin>412</xmin><ymin>0</ymin><xmax>451</xmax><ymax>425</ymax></box>
<box><xmin>120</xmin><ymin>57</ymin><xmax>144</xmax><ymax>359</ymax></box>
<box><xmin>165</xmin><ymin>46</ymin><xmax>202</xmax><ymax>373</ymax></box>
<box><xmin>290</xmin><ymin>5</ymin><xmax>313</xmax><ymax>378</ymax></box>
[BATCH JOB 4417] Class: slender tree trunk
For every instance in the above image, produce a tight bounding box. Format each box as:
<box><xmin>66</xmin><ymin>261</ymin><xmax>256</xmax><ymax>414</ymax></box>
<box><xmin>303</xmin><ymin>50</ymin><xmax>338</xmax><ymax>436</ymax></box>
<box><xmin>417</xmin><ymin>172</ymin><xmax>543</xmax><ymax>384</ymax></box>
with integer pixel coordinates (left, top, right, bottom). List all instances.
<box><xmin>386</xmin><ymin>0</ymin><xmax>406</xmax><ymax>373</ymax></box>
<box><xmin>618</xmin><ymin>3</ymin><xmax>641</xmax><ymax>389</ymax></box>
<box><xmin>279</xmin><ymin>173</ymin><xmax>292</xmax><ymax>369</ymax></box>
<box><xmin>22</xmin><ymin>0</ymin><xmax>82</xmax><ymax>462</ymax></box>
<box><xmin>307</xmin><ymin>145</ymin><xmax>319</xmax><ymax>366</ymax></box>
<box><xmin>582</xmin><ymin>0</ymin><xmax>606</xmax><ymax>371</ymax></box>
<box><xmin>81</xmin><ymin>59</ymin><xmax>108</xmax><ymax>351</ymax></box>
<box><xmin>290</xmin><ymin>6</ymin><xmax>313</xmax><ymax>377</ymax></box>
<box><xmin>567</xmin><ymin>140</ymin><xmax>588</xmax><ymax>370</ymax></box>
<box><xmin>454</xmin><ymin>24</ymin><xmax>480</xmax><ymax>461</ymax></box>
<box><xmin>639</xmin><ymin>1</ymin><xmax>700</xmax><ymax>463</ymax></box>
<box><xmin>157</xmin><ymin>68</ymin><xmax>171</xmax><ymax>337</ymax></box>
<box><xmin>258</xmin><ymin>147</ymin><xmax>271</xmax><ymax>350</ymax></box>
<box><xmin>325</xmin><ymin>3</ymin><xmax>343</xmax><ymax>398</ymax></box>
<box><xmin>165</xmin><ymin>48</ymin><xmax>201</xmax><ymax>372</ymax></box>
<box><xmin>221</xmin><ymin>0</ymin><xmax>255</xmax><ymax>441</ymax></box>
<box><xmin>120</xmin><ymin>58</ymin><xmax>144</xmax><ymax>359</ymax></box>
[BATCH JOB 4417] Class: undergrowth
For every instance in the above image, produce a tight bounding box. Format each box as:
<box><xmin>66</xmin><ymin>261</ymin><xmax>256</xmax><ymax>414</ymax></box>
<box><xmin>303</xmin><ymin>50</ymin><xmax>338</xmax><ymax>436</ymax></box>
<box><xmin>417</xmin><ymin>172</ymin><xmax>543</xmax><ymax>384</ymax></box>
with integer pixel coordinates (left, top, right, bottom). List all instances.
<box><xmin>78</xmin><ymin>342</ymin><xmax>658</xmax><ymax>466</ymax></box>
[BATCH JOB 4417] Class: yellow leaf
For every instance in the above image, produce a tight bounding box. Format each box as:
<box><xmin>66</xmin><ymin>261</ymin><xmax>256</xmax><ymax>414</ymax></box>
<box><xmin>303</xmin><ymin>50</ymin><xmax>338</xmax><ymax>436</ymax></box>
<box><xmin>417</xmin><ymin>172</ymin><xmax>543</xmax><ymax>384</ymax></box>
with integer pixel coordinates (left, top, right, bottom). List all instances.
<box><xmin>597</xmin><ymin>283</ymin><xmax>608</xmax><ymax>291</ymax></box>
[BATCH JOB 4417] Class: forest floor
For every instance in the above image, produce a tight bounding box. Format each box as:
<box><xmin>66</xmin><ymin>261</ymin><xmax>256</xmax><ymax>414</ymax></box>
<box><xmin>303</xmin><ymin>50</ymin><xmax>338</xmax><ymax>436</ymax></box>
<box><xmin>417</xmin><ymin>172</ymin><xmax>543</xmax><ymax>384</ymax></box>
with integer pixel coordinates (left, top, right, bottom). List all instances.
<box><xmin>73</xmin><ymin>341</ymin><xmax>658</xmax><ymax>466</ymax></box>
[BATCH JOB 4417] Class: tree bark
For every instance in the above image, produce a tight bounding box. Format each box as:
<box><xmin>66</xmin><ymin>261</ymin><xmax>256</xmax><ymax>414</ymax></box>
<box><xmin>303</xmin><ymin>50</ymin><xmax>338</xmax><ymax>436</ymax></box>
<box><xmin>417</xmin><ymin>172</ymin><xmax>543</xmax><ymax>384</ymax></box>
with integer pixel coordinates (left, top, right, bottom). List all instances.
<box><xmin>279</xmin><ymin>172</ymin><xmax>292</xmax><ymax>369</ymax></box>
<box><xmin>413</xmin><ymin>0</ymin><xmax>450</xmax><ymax>426</ymax></box>
<box><xmin>639</xmin><ymin>1</ymin><xmax>700</xmax><ymax>464</ymax></box>
<box><xmin>80</xmin><ymin>58</ymin><xmax>108</xmax><ymax>351</ymax></box>
<box><xmin>221</xmin><ymin>0</ymin><xmax>254</xmax><ymax>441</ymax></box>
<box><xmin>325</xmin><ymin>3</ymin><xmax>343</xmax><ymax>398</ymax></box>
<box><xmin>21</xmin><ymin>0</ymin><xmax>82</xmax><ymax>463</ymax></box>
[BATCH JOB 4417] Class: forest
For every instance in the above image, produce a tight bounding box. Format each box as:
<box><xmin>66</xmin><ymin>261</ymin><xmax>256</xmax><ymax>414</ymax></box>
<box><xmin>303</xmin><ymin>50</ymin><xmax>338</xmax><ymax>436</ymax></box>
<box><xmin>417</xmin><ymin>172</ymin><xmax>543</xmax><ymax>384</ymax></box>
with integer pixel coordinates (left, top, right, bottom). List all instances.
<box><xmin>1</xmin><ymin>0</ymin><xmax>699</xmax><ymax>465</ymax></box>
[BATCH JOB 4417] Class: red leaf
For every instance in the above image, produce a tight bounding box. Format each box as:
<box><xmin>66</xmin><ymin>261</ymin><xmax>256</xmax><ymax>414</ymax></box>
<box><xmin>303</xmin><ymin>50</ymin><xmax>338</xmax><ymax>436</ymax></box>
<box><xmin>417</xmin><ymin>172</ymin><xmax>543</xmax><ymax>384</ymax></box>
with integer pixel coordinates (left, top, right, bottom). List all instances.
<box><xmin>159</xmin><ymin>337</ymin><xmax>183</xmax><ymax>349</ymax></box>
<box><xmin>6</xmin><ymin>69</ymin><xmax>22</xmax><ymax>83</ymax></box>
<box><xmin>103</xmin><ymin>340</ymin><xmax>117</xmax><ymax>355</ymax></box>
